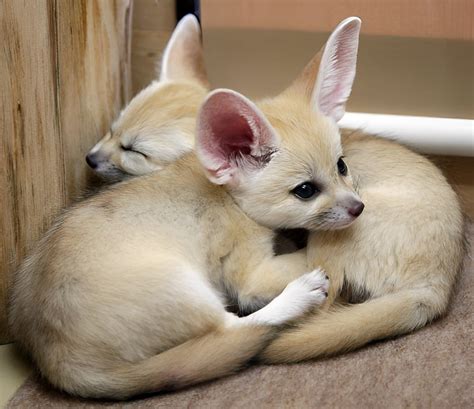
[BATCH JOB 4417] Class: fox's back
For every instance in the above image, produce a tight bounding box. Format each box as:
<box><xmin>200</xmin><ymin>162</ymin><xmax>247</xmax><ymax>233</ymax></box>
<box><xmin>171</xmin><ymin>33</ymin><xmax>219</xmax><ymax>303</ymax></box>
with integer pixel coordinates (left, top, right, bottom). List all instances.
<box><xmin>57</xmin><ymin>155</ymin><xmax>225</xmax><ymax>264</ymax></box>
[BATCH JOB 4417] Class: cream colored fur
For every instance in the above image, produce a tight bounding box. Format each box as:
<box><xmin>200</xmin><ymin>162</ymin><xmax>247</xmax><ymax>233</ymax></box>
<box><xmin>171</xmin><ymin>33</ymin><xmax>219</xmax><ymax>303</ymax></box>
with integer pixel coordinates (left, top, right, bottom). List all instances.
<box><xmin>261</xmin><ymin>129</ymin><xmax>465</xmax><ymax>362</ymax></box>
<box><xmin>258</xmin><ymin>21</ymin><xmax>466</xmax><ymax>362</ymax></box>
<box><xmin>85</xmin><ymin>15</ymin><xmax>207</xmax><ymax>181</ymax></box>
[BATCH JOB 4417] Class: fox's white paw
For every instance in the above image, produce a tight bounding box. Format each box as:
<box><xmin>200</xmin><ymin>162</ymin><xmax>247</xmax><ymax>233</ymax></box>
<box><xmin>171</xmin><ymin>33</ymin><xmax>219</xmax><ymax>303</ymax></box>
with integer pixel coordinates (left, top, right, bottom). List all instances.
<box><xmin>276</xmin><ymin>268</ymin><xmax>329</xmax><ymax>320</ymax></box>
<box><xmin>248</xmin><ymin>268</ymin><xmax>329</xmax><ymax>326</ymax></box>
<box><xmin>283</xmin><ymin>268</ymin><xmax>329</xmax><ymax>300</ymax></box>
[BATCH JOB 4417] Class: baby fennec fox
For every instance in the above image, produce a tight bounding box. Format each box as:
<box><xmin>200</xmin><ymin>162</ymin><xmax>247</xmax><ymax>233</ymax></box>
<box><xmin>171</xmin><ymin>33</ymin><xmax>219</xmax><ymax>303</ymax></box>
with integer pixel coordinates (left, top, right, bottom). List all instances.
<box><xmin>8</xmin><ymin>21</ymin><xmax>367</xmax><ymax>398</ymax></box>
<box><xmin>260</xmin><ymin>19</ymin><xmax>466</xmax><ymax>362</ymax></box>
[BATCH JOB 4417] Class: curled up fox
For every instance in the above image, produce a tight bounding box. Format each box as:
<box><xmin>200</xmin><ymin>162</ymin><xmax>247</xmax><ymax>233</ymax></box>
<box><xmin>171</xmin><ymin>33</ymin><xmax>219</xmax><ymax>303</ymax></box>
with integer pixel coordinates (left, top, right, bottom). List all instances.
<box><xmin>8</xmin><ymin>15</ymin><xmax>465</xmax><ymax>400</ymax></box>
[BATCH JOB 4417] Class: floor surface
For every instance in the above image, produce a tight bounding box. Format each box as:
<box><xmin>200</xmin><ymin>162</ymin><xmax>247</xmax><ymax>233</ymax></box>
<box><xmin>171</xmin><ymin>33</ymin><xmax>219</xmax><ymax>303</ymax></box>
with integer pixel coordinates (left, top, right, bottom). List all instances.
<box><xmin>0</xmin><ymin>344</ymin><xmax>31</xmax><ymax>408</ymax></box>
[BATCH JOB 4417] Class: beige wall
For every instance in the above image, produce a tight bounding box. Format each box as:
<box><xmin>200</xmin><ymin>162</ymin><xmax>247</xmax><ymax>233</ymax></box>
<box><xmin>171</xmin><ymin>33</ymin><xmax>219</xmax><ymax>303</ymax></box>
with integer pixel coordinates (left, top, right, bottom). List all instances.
<box><xmin>202</xmin><ymin>0</ymin><xmax>473</xmax><ymax>41</ymax></box>
<box><xmin>203</xmin><ymin>29</ymin><xmax>473</xmax><ymax>119</ymax></box>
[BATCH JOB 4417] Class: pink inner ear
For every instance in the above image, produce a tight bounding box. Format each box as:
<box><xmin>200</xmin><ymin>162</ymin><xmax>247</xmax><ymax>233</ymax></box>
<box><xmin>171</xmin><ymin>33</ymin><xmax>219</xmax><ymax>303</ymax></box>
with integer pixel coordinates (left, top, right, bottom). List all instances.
<box><xmin>317</xmin><ymin>44</ymin><xmax>352</xmax><ymax>118</ymax></box>
<box><xmin>197</xmin><ymin>90</ymin><xmax>278</xmax><ymax>183</ymax></box>
<box><xmin>208</xmin><ymin>113</ymin><xmax>253</xmax><ymax>160</ymax></box>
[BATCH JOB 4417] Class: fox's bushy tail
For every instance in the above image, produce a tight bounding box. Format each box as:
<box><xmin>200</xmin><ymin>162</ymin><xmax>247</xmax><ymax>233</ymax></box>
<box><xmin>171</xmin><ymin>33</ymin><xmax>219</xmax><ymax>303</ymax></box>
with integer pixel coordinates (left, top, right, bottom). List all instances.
<box><xmin>56</xmin><ymin>325</ymin><xmax>273</xmax><ymax>400</ymax></box>
<box><xmin>260</xmin><ymin>287</ymin><xmax>447</xmax><ymax>363</ymax></box>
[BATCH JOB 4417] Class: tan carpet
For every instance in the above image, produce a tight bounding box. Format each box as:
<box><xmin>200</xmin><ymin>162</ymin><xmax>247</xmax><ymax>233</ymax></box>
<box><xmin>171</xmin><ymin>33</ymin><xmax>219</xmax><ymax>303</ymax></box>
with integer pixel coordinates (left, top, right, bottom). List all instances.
<box><xmin>7</xmin><ymin>225</ymin><xmax>473</xmax><ymax>409</ymax></box>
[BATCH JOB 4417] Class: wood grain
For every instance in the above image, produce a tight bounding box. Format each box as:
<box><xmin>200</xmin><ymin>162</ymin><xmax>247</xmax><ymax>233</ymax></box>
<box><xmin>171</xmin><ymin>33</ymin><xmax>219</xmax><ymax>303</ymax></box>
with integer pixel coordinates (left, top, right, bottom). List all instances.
<box><xmin>0</xmin><ymin>0</ymin><xmax>132</xmax><ymax>343</ymax></box>
<box><xmin>0</xmin><ymin>0</ymin><xmax>64</xmax><ymax>344</ymax></box>
<box><xmin>55</xmin><ymin>0</ymin><xmax>133</xmax><ymax>199</ymax></box>
<box><xmin>131</xmin><ymin>0</ymin><xmax>175</xmax><ymax>94</ymax></box>
<box><xmin>201</xmin><ymin>0</ymin><xmax>474</xmax><ymax>41</ymax></box>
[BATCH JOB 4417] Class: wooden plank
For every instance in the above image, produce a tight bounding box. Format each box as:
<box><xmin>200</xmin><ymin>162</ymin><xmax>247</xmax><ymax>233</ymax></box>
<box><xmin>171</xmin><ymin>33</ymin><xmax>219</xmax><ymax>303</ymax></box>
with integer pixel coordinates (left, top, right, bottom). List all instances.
<box><xmin>133</xmin><ymin>0</ymin><xmax>176</xmax><ymax>31</ymax></box>
<box><xmin>201</xmin><ymin>0</ymin><xmax>474</xmax><ymax>41</ymax></box>
<box><xmin>55</xmin><ymin>0</ymin><xmax>133</xmax><ymax>199</ymax></box>
<box><xmin>0</xmin><ymin>0</ymin><xmax>133</xmax><ymax>343</ymax></box>
<box><xmin>132</xmin><ymin>30</ymin><xmax>172</xmax><ymax>93</ymax></box>
<box><xmin>131</xmin><ymin>0</ymin><xmax>176</xmax><ymax>94</ymax></box>
<box><xmin>0</xmin><ymin>0</ymin><xmax>65</xmax><ymax>343</ymax></box>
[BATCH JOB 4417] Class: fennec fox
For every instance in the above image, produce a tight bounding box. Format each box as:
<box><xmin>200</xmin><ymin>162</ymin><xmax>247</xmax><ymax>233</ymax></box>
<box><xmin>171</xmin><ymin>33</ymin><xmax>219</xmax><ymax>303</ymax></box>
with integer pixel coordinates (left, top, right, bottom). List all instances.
<box><xmin>259</xmin><ymin>18</ymin><xmax>466</xmax><ymax>363</ymax></box>
<box><xmin>86</xmin><ymin>15</ymin><xmax>207</xmax><ymax>181</ymax></box>
<box><xmin>9</xmin><ymin>31</ymin><xmax>373</xmax><ymax>394</ymax></box>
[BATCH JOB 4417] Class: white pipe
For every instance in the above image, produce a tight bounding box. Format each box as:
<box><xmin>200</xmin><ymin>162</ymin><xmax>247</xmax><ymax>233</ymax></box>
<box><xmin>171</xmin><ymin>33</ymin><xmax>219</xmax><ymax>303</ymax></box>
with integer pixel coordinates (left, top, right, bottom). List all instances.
<box><xmin>339</xmin><ymin>112</ymin><xmax>474</xmax><ymax>157</ymax></box>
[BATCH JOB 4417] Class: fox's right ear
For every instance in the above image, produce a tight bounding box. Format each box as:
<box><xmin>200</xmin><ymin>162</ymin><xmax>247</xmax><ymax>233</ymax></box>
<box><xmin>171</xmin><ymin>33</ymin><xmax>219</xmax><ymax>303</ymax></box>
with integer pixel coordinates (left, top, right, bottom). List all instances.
<box><xmin>284</xmin><ymin>17</ymin><xmax>361</xmax><ymax>122</ymax></box>
<box><xmin>159</xmin><ymin>14</ymin><xmax>209</xmax><ymax>87</ymax></box>
<box><xmin>196</xmin><ymin>89</ymin><xmax>279</xmax><ymax>187</ymax></box>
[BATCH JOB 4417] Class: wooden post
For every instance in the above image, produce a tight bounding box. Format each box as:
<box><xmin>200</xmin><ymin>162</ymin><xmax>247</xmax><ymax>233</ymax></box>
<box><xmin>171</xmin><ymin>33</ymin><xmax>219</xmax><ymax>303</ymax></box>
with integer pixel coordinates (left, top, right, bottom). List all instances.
<box><xmin>131</xmin><ymin>0</ymin><xmax>176</xmax><ymax>94</ymax></box>
<box><xmin>0</xmin><ymin>0</ymin><xmax>133</xmax><ymax>343</ymax></box>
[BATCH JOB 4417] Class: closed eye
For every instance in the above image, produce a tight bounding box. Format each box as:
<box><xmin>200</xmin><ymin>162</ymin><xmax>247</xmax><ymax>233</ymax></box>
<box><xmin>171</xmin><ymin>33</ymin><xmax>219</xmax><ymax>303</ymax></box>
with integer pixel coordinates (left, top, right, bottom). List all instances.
<box><xmin>121</xmin><ymin>144</ymin><xmax>147</xmax><ymax>158</ymax></box>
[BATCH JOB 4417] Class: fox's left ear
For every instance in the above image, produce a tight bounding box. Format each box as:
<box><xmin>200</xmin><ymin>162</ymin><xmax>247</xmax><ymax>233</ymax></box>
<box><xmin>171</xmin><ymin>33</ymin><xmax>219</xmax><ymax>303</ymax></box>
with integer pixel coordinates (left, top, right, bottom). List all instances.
<box><xmin>196</xmin><ymin>89</ymin><xmax>279</xmax><ymax>186</ymax></box>
<box><xmin>285</xmin><ymin>17</ymin><xmax>361</xmax><ymax>122</ymax></box>
<box><xmin>159</xmin><ymin>14</ymin><xmax>209</xmax><ymax>87</ymax></box>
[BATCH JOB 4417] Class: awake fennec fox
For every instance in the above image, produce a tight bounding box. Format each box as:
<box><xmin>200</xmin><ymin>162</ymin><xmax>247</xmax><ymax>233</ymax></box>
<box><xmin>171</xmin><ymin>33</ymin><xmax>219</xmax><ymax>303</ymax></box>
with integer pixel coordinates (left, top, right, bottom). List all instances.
<box><xmin>8</xmin><ymin>20</ymin><xmax>371</xmax><ymax>398</ymax></box>
<box><xmin>86</xmin><ymin>15</ymin><xmax>207</xmax><ymax>181</ymax></box>
<box><xmin>258</xmin><ymin>18</ymin><xmax>466</xmax><ymax>363</ymax></box>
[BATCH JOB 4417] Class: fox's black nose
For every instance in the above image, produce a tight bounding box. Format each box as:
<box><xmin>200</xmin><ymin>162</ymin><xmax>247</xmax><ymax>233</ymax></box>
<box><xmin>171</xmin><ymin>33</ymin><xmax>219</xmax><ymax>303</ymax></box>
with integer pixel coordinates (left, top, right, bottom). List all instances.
<box><xmin>85</xmin><ymin>153</ymin><xmax>98</xmax><ymax>169</ymax></box>
<box><xmin>348</xmin><ymin>202</ymin><xmax>365</xmax><ymax>217</ymax></box>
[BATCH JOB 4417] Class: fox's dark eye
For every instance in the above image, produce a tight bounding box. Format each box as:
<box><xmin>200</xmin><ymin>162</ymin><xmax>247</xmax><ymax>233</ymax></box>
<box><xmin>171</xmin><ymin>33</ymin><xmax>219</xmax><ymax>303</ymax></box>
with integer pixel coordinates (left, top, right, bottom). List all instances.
<box><xmin>337</xmin><ymin>157</ymin><xmax>348</xmax><ymax>176</ymax></box>
<box><xmin>292</xmin><ymin>182</ymin><xmax>319</xmax><ymax>200</ymax></box>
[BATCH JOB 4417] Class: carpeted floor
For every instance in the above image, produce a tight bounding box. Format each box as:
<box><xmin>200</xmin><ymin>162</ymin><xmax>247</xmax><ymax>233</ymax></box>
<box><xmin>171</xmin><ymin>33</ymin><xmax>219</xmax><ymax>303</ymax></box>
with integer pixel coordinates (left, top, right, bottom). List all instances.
<box><xmin>7</xmin><ymin>224</ymin><xmax>473</xmax><ymax>409</ymax></box>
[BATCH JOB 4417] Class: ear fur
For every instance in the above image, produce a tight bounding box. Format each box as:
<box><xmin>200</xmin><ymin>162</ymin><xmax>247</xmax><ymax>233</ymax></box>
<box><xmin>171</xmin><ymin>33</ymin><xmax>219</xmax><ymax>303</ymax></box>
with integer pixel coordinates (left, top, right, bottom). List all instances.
<box><xmin>284</xmin><ymin>17</ymin><xmax>361</xmax><ymax>122</ymax></box>
<box><xmin>159</xmin><ymin>14</ymin><xmax>209</xmax><ymax>86</ymax></box>
<box><xmin>196</xmin><ymin>89</ymin><xmax>279</xmax><ymax>186</ymax></box>
<box><xmin>313</xmin><ymin>17</ymin><xmax>361</xmax><ymax>121</ymax></box>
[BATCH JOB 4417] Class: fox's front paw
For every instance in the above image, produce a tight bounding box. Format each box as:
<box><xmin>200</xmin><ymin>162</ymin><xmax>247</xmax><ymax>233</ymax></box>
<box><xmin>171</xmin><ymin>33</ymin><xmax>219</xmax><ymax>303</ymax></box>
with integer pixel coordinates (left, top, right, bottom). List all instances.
<box><xmin>281</xmin><ymin>268</ymin><xmax>329</xmax><ymax>310</ymax></box>
<box><xmin>257</xmin><ymin>268</ymin><xmax>329</xmax><ymax>326</ymax></box>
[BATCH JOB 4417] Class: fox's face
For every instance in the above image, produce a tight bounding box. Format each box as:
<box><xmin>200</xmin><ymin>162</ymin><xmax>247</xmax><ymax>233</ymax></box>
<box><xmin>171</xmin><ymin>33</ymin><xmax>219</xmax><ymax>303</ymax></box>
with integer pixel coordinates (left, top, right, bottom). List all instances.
<box><xmin>85</xmin><ymin>15</ymin><xmax>208</xmax><ymax>181</ymax></box>
<box><xmin>237</xmin><ymin>98</ymin><xmax>362</xmax><ymax>230</ymax></box>
<box><xmin>197</xmin><ymin>18</ymin><xmax>363</xmax><ymax>231</ymax></box>
<box><xmin>86</xmin><ymin>82</ymin><xmax>206</xmax><ymax>181</ymax></box>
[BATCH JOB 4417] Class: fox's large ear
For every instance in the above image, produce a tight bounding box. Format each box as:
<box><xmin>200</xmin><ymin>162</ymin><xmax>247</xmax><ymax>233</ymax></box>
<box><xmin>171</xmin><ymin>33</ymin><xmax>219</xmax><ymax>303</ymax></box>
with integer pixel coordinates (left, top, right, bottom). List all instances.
<box><xmin>159</xmin><ymin>14</ymin><xmax>209</xmax><ymax>86</ymax></box>
<box><xmin>196</xmin><ymin>89</ymin><xmax>279</xmax><ymax>186</ymax></box>
<box><xmin>285</xmin><ymin>17</ymin><xmax>361</xmax><ymax>122</ymax></box>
